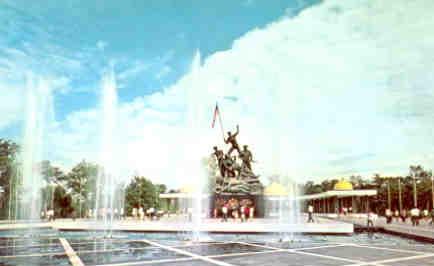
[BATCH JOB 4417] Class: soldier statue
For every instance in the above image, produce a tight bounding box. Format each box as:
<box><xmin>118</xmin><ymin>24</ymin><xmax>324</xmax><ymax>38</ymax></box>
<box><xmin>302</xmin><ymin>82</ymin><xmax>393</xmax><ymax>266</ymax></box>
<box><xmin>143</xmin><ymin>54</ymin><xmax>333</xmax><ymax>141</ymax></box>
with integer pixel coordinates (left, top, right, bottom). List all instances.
<box><xmin>225</xmin><ymin>125</ymin><xmax>240</xmax><ymax>155</ymax></box>
<box><xmin>212</xmin><ymin>146</ymin><xmax>224</xmax><ymax>177</ymax></box>
<box><xmin>222</xmin><ymin>154</ymin><xmax>236</xmax><ymax>177</ymax></box>
<box><xmin>239</xmin><ymin>145</ymin><xmax>253</xmax><ymax>171</ymax></box>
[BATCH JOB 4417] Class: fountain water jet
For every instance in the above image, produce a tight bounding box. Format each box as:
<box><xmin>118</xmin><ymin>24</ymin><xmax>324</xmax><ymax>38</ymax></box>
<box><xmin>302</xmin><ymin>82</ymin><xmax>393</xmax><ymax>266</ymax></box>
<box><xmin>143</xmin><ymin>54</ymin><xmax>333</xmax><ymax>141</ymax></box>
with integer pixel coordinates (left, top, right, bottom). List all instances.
<box><xmin>95</xmin><ymin>65</ymin><xmax>120</xmax><ymax>237</ymax></box>
<box><xmin>185</xmin><ymin>51</ymin><xmax>211</xmax><ymax>242</ymax></box>
<box><xmin>18</xmin><ymin>75</ymin><xmax>54</xmax><ymax>222</ymax></box>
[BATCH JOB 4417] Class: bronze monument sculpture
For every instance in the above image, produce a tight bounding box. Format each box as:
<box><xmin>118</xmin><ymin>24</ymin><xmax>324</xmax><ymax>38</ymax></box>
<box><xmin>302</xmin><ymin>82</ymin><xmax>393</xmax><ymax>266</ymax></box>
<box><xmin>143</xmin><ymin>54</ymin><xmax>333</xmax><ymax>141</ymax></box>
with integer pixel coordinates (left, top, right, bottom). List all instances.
<box><xmin>210</xmin><ymin>125</ymin><xmax>263</xmax><ymax>195</ymax></box>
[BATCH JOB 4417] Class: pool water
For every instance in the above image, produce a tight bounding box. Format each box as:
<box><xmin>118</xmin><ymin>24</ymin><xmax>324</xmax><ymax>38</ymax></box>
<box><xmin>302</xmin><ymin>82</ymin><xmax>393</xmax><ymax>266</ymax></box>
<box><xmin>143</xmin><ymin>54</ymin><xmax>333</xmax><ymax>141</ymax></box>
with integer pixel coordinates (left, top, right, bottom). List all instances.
<box><xmin>0</xmin><ymin>229</ymin><xmax>432</xmax><ymax>266</ymax></box>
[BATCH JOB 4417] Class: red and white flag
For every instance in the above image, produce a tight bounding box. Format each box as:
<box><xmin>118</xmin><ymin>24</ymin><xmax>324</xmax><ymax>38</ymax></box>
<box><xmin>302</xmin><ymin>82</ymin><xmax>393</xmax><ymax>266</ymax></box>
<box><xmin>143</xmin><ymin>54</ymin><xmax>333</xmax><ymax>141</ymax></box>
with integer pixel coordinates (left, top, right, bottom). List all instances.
<box><xmin>212</xmin><ymin>103</ymin><xmax>220</xmax><ymax>128</ymax></box>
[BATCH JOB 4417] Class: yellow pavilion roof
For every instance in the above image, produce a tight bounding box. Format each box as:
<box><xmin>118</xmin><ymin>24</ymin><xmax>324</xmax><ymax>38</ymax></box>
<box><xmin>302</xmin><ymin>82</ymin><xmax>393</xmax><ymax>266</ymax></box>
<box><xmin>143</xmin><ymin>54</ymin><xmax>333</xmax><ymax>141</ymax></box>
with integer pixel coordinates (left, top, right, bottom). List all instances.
<box><xmin>264</xmin><ymin>182</ymin><xmax>288</xmax><ymax>196</ymax></box>
<box><xmin>333</xmin><ymin>180</ymin><xmax>353</xmax><ymax>191</ymax></box>
<box><xmin>180</xmin><ymin>184</ymin><xmax>195</xmax><ymax>194</ymax></box>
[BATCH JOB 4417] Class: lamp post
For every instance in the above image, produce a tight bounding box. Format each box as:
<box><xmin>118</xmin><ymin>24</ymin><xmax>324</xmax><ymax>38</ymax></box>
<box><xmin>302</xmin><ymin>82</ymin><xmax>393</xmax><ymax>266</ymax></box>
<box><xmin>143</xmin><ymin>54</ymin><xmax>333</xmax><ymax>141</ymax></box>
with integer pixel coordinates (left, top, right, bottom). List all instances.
<box><xmin>412</xmin><ymin>172</ymin><xmax>418</xmax><ymax>208</ymax></box>
<box><xmin>387</xmin><ymin>177</ymin><xmax>391</xmax><ymax>210</ymax></box>
<box><xmin>431</xmin><ymin>174</ymin><xmax>434</xmax><ymax>210</ymax></box>
<box><xmin>398</xmin><ymin>177</ymin><xmax>403</xmax><ymax>213</ymax></box>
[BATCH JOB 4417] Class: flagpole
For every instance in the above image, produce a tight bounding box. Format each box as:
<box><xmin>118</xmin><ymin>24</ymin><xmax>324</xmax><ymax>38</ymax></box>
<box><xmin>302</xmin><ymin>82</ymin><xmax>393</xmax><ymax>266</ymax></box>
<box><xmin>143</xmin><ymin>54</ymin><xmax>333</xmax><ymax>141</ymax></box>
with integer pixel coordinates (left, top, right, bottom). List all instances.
<box><xmin>217</xmin><ymin>104</ymin><xmax>225</xmax><ymax>142</ymax></box>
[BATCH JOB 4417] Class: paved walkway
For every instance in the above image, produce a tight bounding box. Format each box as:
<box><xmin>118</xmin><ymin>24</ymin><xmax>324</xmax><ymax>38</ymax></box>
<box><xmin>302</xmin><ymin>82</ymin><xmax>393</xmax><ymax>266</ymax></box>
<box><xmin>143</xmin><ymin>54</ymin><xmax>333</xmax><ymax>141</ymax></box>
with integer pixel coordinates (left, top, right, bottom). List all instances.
<box><xmin>333</xmin><ymin>214</ymin><xmax>434</xmax><ymax>242</ymax></box>
<box><xmin>0</xmin><ymin>216</ymin><xmax>353</xmax><ymax>234</ymax></box>
<box><xmin>1</xmin><ymin>234</ymin><xmax>434</xmax><ymax>266</ymax></box>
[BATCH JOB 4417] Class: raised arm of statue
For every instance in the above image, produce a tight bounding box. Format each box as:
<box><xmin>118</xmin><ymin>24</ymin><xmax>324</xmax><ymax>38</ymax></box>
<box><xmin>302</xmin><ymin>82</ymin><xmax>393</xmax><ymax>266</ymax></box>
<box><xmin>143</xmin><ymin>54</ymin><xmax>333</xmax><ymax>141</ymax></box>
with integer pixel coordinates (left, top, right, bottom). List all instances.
<box><xmin>234</xmin><ymin>125</ymin><xmax>239</xmax><ymax>137</ymax></box>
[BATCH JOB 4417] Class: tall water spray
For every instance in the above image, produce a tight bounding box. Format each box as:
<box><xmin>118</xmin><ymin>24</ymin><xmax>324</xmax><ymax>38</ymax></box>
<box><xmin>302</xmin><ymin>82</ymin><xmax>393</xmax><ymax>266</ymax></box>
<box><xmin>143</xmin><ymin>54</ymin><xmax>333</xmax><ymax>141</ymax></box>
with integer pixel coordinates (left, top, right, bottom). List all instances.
<box><xmin>96</xmin><ymin>65</ymin><xmax>119</xmax><ymax>235</ymax></box>
<box><xmin>186</xmin><ymin>51</ymin><xmax>209</xmax><ymax>241</ymax></box>
<box><xmin>19</xmin><ymin>76</ymin><xmax>54</xmax><ymax>221</ymax></box>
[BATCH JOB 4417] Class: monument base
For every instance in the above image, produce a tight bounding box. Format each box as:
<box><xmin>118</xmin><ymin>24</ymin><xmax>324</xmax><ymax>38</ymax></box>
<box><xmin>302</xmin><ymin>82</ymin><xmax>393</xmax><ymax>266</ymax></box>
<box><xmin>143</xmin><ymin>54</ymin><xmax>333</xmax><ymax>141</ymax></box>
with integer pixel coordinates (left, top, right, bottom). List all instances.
<box><xmin>210</xmin><ymin>194</ymin><xmax>265</xmax><ymax>218</ymax></box>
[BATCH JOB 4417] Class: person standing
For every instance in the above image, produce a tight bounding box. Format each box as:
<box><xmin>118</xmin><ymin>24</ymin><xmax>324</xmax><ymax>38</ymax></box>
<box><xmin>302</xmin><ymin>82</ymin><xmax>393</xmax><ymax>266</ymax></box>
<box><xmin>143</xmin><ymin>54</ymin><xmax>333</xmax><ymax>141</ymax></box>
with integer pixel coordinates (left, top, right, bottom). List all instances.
<box><xmin>394</xmin><ymin>210</ymin><xmax>400</xmax><ymax>222</ymax></box>
<box><xmin>249</xmin><ymin>206</ymin><xmax>255</xmax><ymax>220</ymax></box>
<box><xmin>410</xmin><ymin>207</ymin><xmax>420</xmax><ymax>226</ymax></box>
<box><xmin>307</xmin><ymin>204</ymin><xmax>314</xmax><ymax>223</ymax></box>
<box><xmin>401</xmin><ymin>209</ymin><xmax>407</xmax><ymax>223</ymax></box>
<box><xmin>385</xmin><ymin>209</ymin><xmax>392</xmax><ymax>224</ymax></box>
<box><xmin>240</xmin><ymin>205</ymin><xmax>246</xmax><ymax>222</ymax></box>
<box><xmin>430</xmin><ymin>208</ymin><xmax>434</xmax><ymax>226</ymax></box>
<box><xmin>222</xmin><ymin>204</ymin><xmax>228</xmax><ymax>222</ymax></box>
<box><xmin>244</xmin><ymin>205</ymin><xmax>250</xmax><ymax>222</ymax></box>
<box><xmin>367</xmin><ymin>211</ymin><xmax>375</xmax><ymax>228</ymax></box>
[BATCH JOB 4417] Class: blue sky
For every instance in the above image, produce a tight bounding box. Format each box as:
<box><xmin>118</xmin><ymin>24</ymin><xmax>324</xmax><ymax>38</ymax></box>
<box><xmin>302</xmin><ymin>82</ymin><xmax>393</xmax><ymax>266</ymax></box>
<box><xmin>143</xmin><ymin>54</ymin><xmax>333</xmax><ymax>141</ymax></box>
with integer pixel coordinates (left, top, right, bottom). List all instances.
<box><xmin>1</xmin><ymin>0</ymin><xmax>434</xmax><ymax>187</ymax></box>
<box><xmin>1</xmin><ymin>0</ymin><xmax>313</xmax><ymax>122</ymax></box>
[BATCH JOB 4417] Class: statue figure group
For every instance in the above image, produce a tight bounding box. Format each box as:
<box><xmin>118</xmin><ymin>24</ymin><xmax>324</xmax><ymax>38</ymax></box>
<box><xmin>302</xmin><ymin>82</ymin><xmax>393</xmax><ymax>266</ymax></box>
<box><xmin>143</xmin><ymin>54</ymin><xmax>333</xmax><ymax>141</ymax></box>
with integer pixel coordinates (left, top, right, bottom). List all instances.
<box><xmin>212</xmin><ymin>125</ymin><xmax>255</xmax><ymax>179</ymax></box>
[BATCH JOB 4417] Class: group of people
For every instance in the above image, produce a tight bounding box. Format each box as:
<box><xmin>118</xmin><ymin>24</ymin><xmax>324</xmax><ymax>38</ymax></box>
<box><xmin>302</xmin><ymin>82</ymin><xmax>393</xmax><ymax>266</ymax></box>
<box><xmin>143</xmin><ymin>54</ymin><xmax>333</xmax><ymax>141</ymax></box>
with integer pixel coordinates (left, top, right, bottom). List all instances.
<box><xmin>87</xmin><ymin>208</ymin><xmax>125</xmax><ymax>220</ymax></box>
<box><xmin>41</xmin><ymin>209</ymin><xmax>55</xmax><ymax>221</ymax></box>
<box><xmin>215</xmin><ymin>198</ymin><xmax>255</xmax><ymax>222</ymax></box>
<box><xmin>385</xmin><ymin>208</ymin><xmax>434</xmax><ymax>226</ymax></box>
<box><xmin>132</xmin><ymin>207</ymin><xmax>164</xmax><ymax>220</ymax></box>
<box><xmin>41</xmin><ymin>207</ymin><xmax>126</xmax><ymax>221</ymax></box>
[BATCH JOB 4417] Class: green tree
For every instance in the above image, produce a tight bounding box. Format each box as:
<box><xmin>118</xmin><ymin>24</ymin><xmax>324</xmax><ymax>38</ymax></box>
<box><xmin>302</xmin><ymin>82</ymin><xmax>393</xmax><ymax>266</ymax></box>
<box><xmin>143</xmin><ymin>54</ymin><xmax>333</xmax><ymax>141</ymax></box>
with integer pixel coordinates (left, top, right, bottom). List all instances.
<box><xmin>40</xmin><ymin>160</ymin><xmax>66</xmax><ymax>210</ymax></box>
<box><xmin>64</xmin><ymin>160</ymin><xmax>98</xmax><ymax>218</ymax></box>
<box><xmin>124</xmin><ymin>176</ymin><xmax>157</xmax><ymax>215</ymax></box>
<box><xmin>0</xmin><ymin>139</ymin><xmax>19</xmax><ymax>219</ymax></box>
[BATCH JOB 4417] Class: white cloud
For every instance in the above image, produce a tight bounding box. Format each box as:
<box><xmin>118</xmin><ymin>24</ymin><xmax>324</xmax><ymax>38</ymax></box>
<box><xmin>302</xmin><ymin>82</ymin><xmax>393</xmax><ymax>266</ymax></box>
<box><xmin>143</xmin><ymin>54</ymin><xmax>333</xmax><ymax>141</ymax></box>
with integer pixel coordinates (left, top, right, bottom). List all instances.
<box><xmin>33</xmin><ymin>0</ymin><xmax>434</xmax><ymax>187</ymax></box>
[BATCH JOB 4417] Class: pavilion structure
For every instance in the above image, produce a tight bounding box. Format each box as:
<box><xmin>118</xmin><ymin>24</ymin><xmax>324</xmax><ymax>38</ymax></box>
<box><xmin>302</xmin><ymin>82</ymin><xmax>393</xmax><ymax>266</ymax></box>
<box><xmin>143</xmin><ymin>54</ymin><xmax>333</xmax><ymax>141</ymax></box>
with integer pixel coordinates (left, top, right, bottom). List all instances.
<box><xmin>301</xmin><ymin>180</ymin><xmax>377</xmax><ymax>213</ymax></box>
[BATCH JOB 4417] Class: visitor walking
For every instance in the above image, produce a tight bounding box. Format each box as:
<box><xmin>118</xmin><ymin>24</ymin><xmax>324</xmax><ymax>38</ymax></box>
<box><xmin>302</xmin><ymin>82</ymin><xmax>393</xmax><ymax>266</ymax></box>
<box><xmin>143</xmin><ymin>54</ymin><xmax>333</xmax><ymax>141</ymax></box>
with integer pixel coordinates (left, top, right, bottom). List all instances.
<box><xmin>132</xmin><ymin>207</ymin><xmax>137</xmax><ymax>220</ymax></box>
<box><xmin>410</xmin><ymin>207</ymin><xmax>420</xmax><ymax>226</ymax></box>
<box><xmin>222</xmin><ymin>204</ymin><xmax>228</xmax><ymax>222</ymax></box>
<box><xmin>430</xmin><ymin>208</ymin><xmax>434</xmax><ymax>226</ymax></box>
<box><xmin>394</xmin><ymin>210</ymin><xmax>399</xmax><ymax>222</ymax></box>
<box><xmin>307</xmin><ymin>204</ymin><xmax>314</xmax><ymax>223</ymax></box>
<box><xmin>385</xmin><ymin>209</ymin><xmax>392</xmax><ymax>224</ymax></box>
<box><xmin>367</xmin><ymin>211</ymin><xmax>376</xmax><ymax>228</ymax></box>
<box><xmin>244</xmin><ymin>205</ymin><xmax>250</xmax><ymax>222</ymax></box>
<box><xmin>249</xmin><ymin>206</ymin><xmax>254</xmax><ymax>220</ymax></box>
<box><xmin>423</xmin><ymin>209</ymin><xmax>429</xmax><ymax>223</ymax></box>
<box><xmin>240</xmin><ymin>206</ymin><xmax>246</xmax><ymax>222</ymax></box>
<box><xmin>401</xmin><ymin>209</ymin><xmax>407</xmax><ymax>223</ymax></box>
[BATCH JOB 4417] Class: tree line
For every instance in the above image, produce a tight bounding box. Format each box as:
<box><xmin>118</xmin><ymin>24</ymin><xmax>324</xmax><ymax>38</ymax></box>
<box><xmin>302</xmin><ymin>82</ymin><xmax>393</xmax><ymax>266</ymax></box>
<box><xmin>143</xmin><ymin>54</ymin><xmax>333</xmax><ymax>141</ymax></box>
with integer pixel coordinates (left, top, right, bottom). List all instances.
<box><xmin>303</xmin><ymin>166</ymin><xmax>434</xmax><ymax>214</ymax></box>
<box><xmin>0</xmin><ymin>138</ymin><xmax>166</xmax><ymax>219</ymax></box>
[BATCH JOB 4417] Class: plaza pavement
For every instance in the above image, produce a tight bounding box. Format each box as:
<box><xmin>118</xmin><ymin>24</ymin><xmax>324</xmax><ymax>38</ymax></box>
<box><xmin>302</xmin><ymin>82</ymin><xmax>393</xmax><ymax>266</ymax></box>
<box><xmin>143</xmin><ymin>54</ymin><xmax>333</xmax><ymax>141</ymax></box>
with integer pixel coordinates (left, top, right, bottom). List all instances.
<box><xmin>1</xmin><ymin>232</ymin><xmax>434</xmax><ymax>266</ymax></box>
<box><xmin>331</xmin><ymin>214</ymin><xmax>434</xmax><ymax>242</ymax></box>
<box><xmin>0</xmin><ymin>215</ymin><xmax>353</xmax><ymax>234</ymax></box>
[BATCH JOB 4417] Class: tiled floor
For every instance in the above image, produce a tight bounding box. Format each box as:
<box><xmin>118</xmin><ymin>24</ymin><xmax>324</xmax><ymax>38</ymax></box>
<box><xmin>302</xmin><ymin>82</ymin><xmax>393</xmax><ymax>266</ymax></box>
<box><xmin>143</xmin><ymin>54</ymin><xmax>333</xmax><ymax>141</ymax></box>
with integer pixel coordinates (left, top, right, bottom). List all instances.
<box><xmin>1</xmin><ymin>236</ymin><xmax>434</xmax><ymax>266</ymax></box>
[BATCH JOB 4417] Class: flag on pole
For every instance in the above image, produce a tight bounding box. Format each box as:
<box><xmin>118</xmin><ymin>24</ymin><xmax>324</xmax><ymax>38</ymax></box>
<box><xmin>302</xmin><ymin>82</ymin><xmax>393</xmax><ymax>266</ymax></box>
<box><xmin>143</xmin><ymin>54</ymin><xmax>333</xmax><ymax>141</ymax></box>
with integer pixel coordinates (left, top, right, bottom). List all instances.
<box><xmin>212</xmin><ymin>102</ymin><xmax>225</xmax><ymax>141</ymax></box>
<box><xmin>212</xmin><ymin>103</ymin><xmax>220</xmax><ymax>128</ymax></box>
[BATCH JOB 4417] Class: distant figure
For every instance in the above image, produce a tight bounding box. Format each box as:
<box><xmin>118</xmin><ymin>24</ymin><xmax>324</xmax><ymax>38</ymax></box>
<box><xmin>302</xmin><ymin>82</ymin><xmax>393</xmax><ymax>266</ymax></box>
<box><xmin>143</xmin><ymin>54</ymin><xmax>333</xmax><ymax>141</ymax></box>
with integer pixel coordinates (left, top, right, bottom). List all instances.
<box><xmin>249</xmin><ymin>206</ymin><xmax>255</xmax><ymax>220</ymax></box>
<box><xmin>401</xmin><ymin>209</ymin><xmax>407</xmax><ymax>223</ymax></box>
<box><xmin>225</xmin><ymin>125</ymin><xmax>240</xmax><ymax>155</ymax></box>
<box><xmin>423</xmin><ymin>209</ymin><xmax>429</xmax><ymax>223</ymax></box>
<box><xmin>139</xmin><ymin>207</ymin><xmax>144</xmax><ymax>220</ymax></box>
<box><xmin>244</xmin><ymin>206</ymin><xmax>250</xmax><ymax>222</ymax></box>
<box><xmin>240</xmin><ymin>206</ymin><xmax>246</xmax><ymax>222</ymax></box>
<box><xmin>132</xmin><ymin>208</ymin><xmax>138</xmax><ymax>220</ymax></box>
<box><xmin>385</xmin><ymin>209</ymin><xmax>392</xmax><ymax>224</ymax></box>
<box><xmin>349</xmin><ymin>207</ymin><xmax>353</xmax><ymax>214</ymax></box>
<box><xmin>307</xmin><ymin>204</ymin><xmax>314</xmax><ymax>223</ymax></box>
<box><xmin>222</xmin><ymin>204</ymin><xmax>228</xmax><ymax>222</ymax></box>
<box><xmin>430</xmin><ymin>209</ymin><xmax>434</xmax><ymax>225</ymax></box>
<box><xmin>367</xmin><ymin>211</ymin><xmax>375</xmax><ymax>228</ymax></box>
<box><xmin>120</xmin><ymin>208</ymin><xmax>125</xmax><ymax>220</ymax></box>
<box><xmin>394</xmin><ymin>210</ymin><xmax>399</xmax><ymax>222</ymax></box>
<box><xmin>410</xmin><ymin>207</ymin><xmax>420</xmax><ymax>226</ymax></box>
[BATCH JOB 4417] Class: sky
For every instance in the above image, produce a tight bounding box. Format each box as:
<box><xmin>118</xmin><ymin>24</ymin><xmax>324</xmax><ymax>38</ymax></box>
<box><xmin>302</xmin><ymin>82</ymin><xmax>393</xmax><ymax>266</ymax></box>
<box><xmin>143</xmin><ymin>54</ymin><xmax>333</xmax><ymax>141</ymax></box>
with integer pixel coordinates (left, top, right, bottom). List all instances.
<box><xmin>1</xmin><ymin>0</ymin><xmax>434</xmax><ymax>187</ymax></box>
